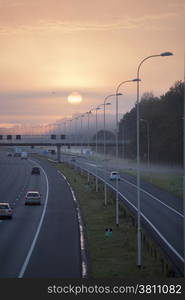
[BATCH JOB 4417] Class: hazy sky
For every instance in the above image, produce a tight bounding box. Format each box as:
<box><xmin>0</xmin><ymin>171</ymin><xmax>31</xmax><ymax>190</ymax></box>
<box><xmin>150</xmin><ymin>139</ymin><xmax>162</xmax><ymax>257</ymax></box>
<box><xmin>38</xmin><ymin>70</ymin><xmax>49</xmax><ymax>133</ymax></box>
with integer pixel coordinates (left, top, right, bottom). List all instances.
<box><xmin>0</xmin><ymin>0</ymin><xmax>184</xmax><ymax>127</ymax></box>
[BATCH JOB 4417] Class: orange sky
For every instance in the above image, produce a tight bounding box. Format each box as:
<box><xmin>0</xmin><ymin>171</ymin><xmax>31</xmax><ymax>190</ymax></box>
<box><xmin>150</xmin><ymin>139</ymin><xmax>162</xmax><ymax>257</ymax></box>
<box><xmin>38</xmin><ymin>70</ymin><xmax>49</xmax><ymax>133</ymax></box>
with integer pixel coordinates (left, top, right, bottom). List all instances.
<box><xmin>0</xmin><ymin>0</ymin><xmax>184</xmax><ymax>127</ymax></box>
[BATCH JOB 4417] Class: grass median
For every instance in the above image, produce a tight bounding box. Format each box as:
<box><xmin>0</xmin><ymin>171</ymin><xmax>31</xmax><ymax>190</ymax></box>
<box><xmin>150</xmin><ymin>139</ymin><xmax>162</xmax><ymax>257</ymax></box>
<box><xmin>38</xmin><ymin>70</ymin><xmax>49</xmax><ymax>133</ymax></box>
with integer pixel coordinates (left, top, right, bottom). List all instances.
<box><xmin>34</xmin><ymin>154</ymin><xmax>176</xmax><ymax>278</ymax></box>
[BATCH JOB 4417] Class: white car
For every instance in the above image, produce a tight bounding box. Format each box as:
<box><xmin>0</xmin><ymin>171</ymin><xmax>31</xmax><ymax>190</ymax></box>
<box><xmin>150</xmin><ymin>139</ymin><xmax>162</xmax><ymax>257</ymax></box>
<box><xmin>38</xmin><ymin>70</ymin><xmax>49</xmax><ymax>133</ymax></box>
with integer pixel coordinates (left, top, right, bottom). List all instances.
<box><xmin>25</xmin><ymin>191</ymin><xmax>41</xmax><ymax>205</ymax></box>
<box><xmin>0</xmin><ymin>203</ymin><xmax>13</xmax><ymax>219</ymax></box>
<box><xmin>110</xmin><ymin>171</ymin><xmax>121</xmax><ymax>181</ymax></box>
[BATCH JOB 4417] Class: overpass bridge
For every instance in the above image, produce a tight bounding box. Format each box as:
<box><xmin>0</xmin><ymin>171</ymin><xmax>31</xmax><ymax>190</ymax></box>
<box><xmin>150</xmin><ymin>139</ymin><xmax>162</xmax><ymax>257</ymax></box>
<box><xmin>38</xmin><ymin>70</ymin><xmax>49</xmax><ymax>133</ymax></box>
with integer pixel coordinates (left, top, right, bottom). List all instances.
<box><xmin>0</xmin><ymin>134</ymin><xmax>129</xmax><ymax>162</ymax></box>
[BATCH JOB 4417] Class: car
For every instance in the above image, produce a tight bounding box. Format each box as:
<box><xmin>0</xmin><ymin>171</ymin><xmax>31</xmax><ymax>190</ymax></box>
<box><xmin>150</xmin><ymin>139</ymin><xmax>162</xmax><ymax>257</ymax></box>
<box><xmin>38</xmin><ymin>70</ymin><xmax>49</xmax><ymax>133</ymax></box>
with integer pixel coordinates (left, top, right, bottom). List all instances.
<box><xmin>71</xmin><ymin>156</ymin><xmax>76</xmax><ymax>162</ymax></box>
<box><xmin>7</xmin><ymin>152</ymin><xmax>12</xmax><ymax>157</ymax></box>
<box><xmin>31</xmin><ymin>166</ymin><xmax>40</xmax><ymax>175</ymax></box>
<box><xmin>0</xmin><ymin>203</ymin><xmax>13</xmax><ymax>219</ymax></box>
<box><xmin>25</xmin><ymin>191</ymin><xmax>41</xmax><ymax>205</ymax></box>
<box><xmin>110</xmin><ymin>171</ymin><xmax>121</xmax><ymax>181</ymax></box>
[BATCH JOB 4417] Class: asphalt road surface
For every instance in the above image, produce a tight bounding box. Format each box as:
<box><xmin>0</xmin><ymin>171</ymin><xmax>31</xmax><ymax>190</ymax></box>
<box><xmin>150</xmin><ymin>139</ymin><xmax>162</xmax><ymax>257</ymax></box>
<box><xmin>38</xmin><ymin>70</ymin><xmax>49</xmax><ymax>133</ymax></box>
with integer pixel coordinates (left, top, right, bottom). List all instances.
<box><xmin>56</xmin><ymin>152</ymin><xmax>184</xmax><ymax>276</ymax></box>
<box><xmin>0</xmin><ymin>150</ymin><xmax>81</xmax><ymax>278</ymax></box>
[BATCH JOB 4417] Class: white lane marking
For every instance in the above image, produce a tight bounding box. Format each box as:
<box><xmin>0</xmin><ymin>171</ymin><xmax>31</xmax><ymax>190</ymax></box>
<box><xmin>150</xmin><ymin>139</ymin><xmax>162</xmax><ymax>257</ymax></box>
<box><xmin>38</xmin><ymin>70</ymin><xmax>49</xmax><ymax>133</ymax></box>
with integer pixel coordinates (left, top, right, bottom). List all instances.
<box><xmin>77</xmin><ymin>161</ymin><xmax>183</xmax><ymax>218</ymax></box>
<box><xmin>57</xmin><ymin>170</ymin><xmax>88</xmax><ymax>278</ymax></box>
<box><xmin>84</xmin><ymin>162</ymin><xmax>97</xmax><ymax>167</ymax></box>
<box><xmin>18</xmin><ymin>159</ymin><xmax>49</xmax><ymax>278</ymax></box>
<box><xmin>83</xmin><ymin>161</ymin><xmax>103</xmax><ymax>168</ymax></box>
<box><xmin>75</xmin><ymin>165</ymin><xmax>184</xmax><ymax>264</ymax></box>
<box><xmin>47</xmin><ymin>158</ymin><xmax>57</xmax><ymax>163</ymax></box>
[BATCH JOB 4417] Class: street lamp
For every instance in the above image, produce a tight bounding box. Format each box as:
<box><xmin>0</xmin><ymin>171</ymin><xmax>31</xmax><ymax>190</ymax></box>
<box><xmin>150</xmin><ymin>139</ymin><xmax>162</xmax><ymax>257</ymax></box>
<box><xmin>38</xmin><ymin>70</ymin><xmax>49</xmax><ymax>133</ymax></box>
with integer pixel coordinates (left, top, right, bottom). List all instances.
<box><xmin>103</xmin><ymin>94</ymin><xmax>122</xmax><ymax>206</ymax></box>
<box><xmin>140</xmin><ymin>118</ymin><xmax>150</xmax><ymax>169</ymax></box>
<box><xmin>80</xmin><ymin>114</ymin><xmax>85</xmax><ymax>155</ymax></box>
<box><xmin>183</xmin><ymin>74</ymin><xmax>185</xmax><ymax>277</ymax></box>
<box><xmin>85</xmin><ymin>111</ymin><xmax>92</xmax><ymax>183</ymax></box>
<box><xmin>115</xmin><ymin>79</ymin><xmax>140</xmax><ymax>227</ymax></box>
<box><xmin>95</xmin><ymin>106</ymin><xmax>102</xmax><ymax>192</ymax></box>
<box><xmin>61</xmin><ymin>121</ymin><xmax>67</xmax><ymax>152</ymax></box>
<box><xmin>73</xmin><ymin>116</ymin><xmax>79</xmax><ymax>154</ymax></box>
<box><xmin>136</xmin><ymin>51</ymin><xmax>173</xmax><ymax>268</ymax></box>
<box><xmin>69</xmin><ymin>119</ymin><xmax>72</xmax><ymax>152</ymax></box>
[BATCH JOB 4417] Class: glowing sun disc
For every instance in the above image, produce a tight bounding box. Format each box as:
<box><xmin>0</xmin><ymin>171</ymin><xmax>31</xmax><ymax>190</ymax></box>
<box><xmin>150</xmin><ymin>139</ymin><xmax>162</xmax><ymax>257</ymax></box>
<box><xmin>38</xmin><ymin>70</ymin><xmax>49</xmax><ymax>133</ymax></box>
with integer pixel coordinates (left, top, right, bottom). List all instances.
<box><xmin>68</xmin><ymin>92</ymin><xmax>82</xmax><ymax>104</ymax></box>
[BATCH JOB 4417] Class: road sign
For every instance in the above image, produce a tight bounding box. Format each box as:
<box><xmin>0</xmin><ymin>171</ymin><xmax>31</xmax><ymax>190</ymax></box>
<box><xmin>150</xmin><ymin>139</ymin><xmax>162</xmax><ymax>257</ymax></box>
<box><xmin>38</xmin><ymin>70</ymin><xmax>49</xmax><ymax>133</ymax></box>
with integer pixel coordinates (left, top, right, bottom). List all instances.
<box><xmin>105</xmin><ymin>228</ymin><xmax>113</xmax><ymax>237</ymax></box>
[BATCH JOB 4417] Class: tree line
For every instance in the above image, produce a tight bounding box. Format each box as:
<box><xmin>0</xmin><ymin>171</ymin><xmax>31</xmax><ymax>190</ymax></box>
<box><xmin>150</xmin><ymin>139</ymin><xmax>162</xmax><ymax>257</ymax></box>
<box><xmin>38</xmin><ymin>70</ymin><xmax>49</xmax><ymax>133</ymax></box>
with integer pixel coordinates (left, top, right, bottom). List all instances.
<box><xmin>94</xmin><ymin>81</ymin><xmax>183</xmax><ymax>165</ymax></box>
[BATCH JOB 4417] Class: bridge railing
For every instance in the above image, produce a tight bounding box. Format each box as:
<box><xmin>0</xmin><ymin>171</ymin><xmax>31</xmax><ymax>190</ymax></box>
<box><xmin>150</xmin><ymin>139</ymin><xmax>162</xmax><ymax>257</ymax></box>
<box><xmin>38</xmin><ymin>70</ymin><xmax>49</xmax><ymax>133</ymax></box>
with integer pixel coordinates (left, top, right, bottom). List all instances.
<box><xmin>0</xmin><ymin>134</ymin><xmax>129</xmax><ymax>145</ymax></box>
<box><xmin>0</xmin><ymin>134</ymin><xmax>66</xmax><ymax>144</ymax></box>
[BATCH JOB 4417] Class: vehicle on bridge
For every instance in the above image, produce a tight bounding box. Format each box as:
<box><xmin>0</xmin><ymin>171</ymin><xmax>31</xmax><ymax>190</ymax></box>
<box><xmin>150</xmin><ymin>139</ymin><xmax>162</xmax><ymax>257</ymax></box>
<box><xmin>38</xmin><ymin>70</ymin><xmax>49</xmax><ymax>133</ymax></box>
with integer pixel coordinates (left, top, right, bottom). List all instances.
<box><xmin>0</xmin><ymin>203</ymin><xmax>13</xmax><ymax>219</ymax></box>
<box><xmin>25</xmin><ymin>191</ymin><xmax>41</xmax><ymax>205</ymax></box>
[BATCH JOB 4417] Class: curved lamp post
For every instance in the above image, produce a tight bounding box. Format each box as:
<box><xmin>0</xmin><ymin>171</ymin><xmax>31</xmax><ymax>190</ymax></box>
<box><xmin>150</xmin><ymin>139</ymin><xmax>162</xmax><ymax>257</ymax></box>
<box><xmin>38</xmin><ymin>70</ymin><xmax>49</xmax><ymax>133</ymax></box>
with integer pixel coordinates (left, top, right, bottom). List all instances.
<box><xmin>136</xmin><ymin>51</ymin><xmax>173</xmax><ymax>268</ymax></box>
<box><xmin>103</xmin><ymin>94</ymin><xmax>122</xmax><ymax>206</ymax></box>
<box><xmin>115</xmin><ymin>79</ymin><xmax>140</xmax><ymax>227</ymax></box>
<box><xmin>85</xmin><ymin>110</ymin><xmax>92</xmax><ymax>182</ymax></box>
<box><xmin>95</xmin><ymin>106</ymin><xmax>102</xmax><ymax>192</ymax></box>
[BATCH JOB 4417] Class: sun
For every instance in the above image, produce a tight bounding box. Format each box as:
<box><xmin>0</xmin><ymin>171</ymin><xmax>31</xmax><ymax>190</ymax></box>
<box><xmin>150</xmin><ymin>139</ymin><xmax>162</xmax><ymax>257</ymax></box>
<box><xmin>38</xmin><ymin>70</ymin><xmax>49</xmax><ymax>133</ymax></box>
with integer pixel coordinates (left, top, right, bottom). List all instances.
<box><xmin>67</xmin><ymin>92</ymin><xmax>82</xmax><ymax>104</ymax></box>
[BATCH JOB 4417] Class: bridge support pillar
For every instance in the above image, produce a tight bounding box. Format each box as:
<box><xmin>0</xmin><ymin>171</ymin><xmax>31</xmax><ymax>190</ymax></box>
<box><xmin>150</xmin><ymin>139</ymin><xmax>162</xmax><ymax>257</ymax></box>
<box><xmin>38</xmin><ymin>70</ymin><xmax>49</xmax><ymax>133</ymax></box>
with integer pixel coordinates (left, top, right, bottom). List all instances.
<box><xmin>56</xmin><ymin>145</ymin><xmax>61</xmax><ymax>163</ymax></box>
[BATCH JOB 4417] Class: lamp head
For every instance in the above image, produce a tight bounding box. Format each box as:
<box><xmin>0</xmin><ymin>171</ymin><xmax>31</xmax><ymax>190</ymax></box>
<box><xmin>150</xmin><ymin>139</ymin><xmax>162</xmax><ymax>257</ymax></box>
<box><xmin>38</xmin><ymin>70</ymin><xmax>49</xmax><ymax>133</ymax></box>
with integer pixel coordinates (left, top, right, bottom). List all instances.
<box><xmin>132</xmin><ymin>78</ymin><xmax>141</xmax><ymax>82</ymax></box>
<box><xmin>116</xmin><ymin>93</ymin><xmax>123</xmax><ymax>96</ymax></box>
<box><xmin>106</xmin><ymin>102</ymin><xmax>111</xmax><ymax>105</ymax></box>
<box><xmin>160</xmin><ymin>52</ymin><xmax>173</xmax><ymax>57</ymax></box>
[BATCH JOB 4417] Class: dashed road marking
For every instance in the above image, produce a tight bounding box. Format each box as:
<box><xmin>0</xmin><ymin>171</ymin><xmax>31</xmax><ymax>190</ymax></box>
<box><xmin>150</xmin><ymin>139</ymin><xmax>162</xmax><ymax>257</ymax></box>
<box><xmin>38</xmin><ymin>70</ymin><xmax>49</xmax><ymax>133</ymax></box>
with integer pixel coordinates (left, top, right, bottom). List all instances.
<box><xmin>18</xmin><ymin>160</ymin><xmax>49</xmax><ymax>278</ymax></box>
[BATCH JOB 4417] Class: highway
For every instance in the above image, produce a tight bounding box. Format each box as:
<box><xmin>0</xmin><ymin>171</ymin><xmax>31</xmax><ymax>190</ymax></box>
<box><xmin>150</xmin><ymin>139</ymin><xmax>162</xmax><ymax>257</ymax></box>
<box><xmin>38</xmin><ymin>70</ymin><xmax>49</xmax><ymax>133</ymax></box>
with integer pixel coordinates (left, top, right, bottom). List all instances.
<box><xmin>55</xmin><ymin>151</ymin><xmax>183</xmax><ymax>276</ymax></box>
<box><xmin>0</xmin><ymin>147</ymin><xmax>184</xmax><ymax>277</ymax></box>
<box><xmin>0</xmin><ymin>150</ymin><xmax>81</xmax><ymax>278</ymax></box>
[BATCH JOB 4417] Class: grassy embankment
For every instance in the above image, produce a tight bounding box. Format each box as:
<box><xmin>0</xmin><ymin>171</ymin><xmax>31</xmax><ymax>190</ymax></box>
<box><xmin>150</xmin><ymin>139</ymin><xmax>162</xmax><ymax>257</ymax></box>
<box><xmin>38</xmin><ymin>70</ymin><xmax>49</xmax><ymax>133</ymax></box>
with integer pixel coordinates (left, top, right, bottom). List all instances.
<box><xmin>35</xmin><ymin>154</ymin><xmax>177</xmax><ymax>278</ymax></box>
<box><xmin>124</xmin><ymin>168</ymin><xmax>182</xmax><ymax>199</ymax></box>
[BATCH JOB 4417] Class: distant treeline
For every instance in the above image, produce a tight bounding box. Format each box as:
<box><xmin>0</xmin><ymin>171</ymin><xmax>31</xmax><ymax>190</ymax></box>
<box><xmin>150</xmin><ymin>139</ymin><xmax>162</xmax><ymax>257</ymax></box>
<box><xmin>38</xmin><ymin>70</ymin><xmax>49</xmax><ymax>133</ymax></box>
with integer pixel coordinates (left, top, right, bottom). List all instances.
<box><xmin>94</xmin><ymin>81</ymin><xmax>183</xmax><ymax>165</ymax></box>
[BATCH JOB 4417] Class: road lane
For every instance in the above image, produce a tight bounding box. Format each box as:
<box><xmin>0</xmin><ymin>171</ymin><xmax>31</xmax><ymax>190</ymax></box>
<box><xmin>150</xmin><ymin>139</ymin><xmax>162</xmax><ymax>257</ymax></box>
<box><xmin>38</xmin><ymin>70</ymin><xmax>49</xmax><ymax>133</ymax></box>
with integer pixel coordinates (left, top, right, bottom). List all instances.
<box><xmin>0</xmin><ymin>151</ymin><xmax>81</xmax><ymax>278</ymax></box>
<box><xmin>0</xmin><ymin>152</ymin><xmax>48</xmax><ymax>277</ymax></box>
<box><xmin>58</xmin><ymin>153</ymin><xmax>183</xmax><ymax>275</ymax></box>
<box><xmin>23</xmin><ymin>157</ymin><xmax>81</xmax><ymax>278</ymax></box>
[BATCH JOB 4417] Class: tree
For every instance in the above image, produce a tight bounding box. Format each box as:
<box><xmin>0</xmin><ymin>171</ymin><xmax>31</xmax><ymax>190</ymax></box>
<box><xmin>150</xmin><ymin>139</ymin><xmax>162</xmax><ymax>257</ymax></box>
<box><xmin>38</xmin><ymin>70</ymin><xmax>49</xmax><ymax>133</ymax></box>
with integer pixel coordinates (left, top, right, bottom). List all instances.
<box><xmin>118</xmin><ymin>81</ymin><xmax>183</xmax><ymax>165</ymax></box>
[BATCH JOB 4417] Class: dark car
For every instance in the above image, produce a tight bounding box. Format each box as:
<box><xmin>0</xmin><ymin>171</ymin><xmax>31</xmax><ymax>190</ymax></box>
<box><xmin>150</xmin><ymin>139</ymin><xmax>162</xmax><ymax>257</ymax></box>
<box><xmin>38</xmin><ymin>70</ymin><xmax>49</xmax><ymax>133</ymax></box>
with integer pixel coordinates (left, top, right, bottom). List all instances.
<box><xmin>31</xmin><ymin>166</ymin><xmax>40</xmax><ymax>175</ymax></box>
<box><xmin>7</xmin><ymin>152</ymin><xmax>12</xmax><ymax>157</ymax></box>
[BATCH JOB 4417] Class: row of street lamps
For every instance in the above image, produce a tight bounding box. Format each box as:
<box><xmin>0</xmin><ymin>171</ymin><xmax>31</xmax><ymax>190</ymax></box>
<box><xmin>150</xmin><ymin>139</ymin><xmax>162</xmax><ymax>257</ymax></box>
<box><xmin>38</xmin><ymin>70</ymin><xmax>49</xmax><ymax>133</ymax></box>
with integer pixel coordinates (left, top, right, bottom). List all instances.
<box><xmin>61</xmin><ymin>51</ymin><xmax>173</xmax><ymax>268</ymax></box>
